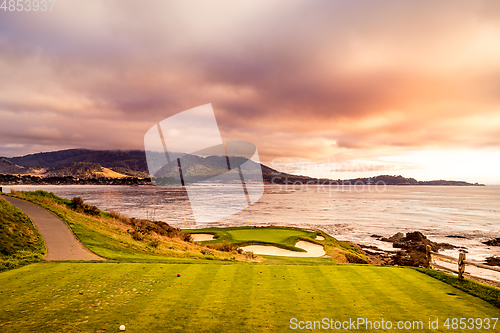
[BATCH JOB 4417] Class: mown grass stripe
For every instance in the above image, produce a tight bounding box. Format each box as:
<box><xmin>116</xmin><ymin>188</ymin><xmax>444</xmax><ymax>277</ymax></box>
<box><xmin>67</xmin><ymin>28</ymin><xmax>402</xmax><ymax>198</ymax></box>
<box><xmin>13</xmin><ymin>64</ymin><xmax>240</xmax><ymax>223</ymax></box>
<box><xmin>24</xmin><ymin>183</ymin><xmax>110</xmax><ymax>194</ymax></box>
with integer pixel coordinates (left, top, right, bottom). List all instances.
<box><xmin>316</xmin><ymin>266</ymin><xmax>363</xmax><ymax>319</ymax></box>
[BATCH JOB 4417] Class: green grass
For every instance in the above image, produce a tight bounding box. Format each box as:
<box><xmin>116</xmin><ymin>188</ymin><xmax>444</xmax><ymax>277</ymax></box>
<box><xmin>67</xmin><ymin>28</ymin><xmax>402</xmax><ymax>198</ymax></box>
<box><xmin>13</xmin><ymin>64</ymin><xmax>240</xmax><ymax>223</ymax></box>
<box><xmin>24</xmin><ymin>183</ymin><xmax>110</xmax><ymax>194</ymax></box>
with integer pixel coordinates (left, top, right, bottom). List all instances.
<box><xmin>185</xmin><ymin>226</ymin><xmax>369</xmax><ymax>263</ymax></box>
<box><xmin>2</xmin><ymin>191</ymin><xmax>245</xmax><ymax>263</ymax></box>
<box><xmin>1</xmin><ymin>190</ymin><xmax>499</xmax><ymax>332</ymax></box>
<box><xmin>4</xmin><ymin>191</ymin><xmax>369</xmax><ymax>264</ymax></box>
<box><xmin>417</xmin><ymin>268</ymin><xmax>500</xmax><ymax>308</ymax></box>
<box><xmin>0</xmin><ymin>263</ymin><xmax>498</xmax><ymax>332</ymax></box>
<box><xmin>187</xmin><ymin>226</ymin><xmax>316</xmax><ymax>250</ymax></box>
<box><xmin>0</xmin><ymin>197</ymin><xmax>46</xmax><ymax>271</ymax></box>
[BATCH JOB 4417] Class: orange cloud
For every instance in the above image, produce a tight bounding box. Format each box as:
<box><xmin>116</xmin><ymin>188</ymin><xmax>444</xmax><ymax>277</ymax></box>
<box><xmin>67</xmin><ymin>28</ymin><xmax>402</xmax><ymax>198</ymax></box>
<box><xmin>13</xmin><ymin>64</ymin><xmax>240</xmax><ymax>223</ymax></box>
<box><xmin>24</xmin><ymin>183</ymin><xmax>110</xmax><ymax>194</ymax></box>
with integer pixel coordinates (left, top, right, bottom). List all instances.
<box><xmin>1</xmin><ymin>1</ymin><xmax>500</xmax><ymax>183</ymax></box>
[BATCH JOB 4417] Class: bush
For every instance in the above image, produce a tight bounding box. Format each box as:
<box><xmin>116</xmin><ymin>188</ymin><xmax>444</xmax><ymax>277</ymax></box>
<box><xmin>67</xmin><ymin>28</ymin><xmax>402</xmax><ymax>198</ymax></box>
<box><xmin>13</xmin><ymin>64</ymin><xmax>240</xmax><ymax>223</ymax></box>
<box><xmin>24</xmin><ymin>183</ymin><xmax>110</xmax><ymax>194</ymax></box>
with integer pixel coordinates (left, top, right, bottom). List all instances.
<box><xmin>207</xmin><ymin>243</ymin><xmax>241</xmax><ymax>253</ymax></box>
<box><xmin>68</xmin><ymin>197</ymin><xmax>101</xmax><ymax>216</ymax></box>
<box><xmin>130</xmin><ymin>230</ymin><xmax>144</xmax><ymax>241</ymax></box>
<box><xmin>85</xmin><ymin>205</ymin><xmax>101</xmax><ymax>216</ymax></box>
<box><xmin>149</xmin><ymin>239</ymin><xmax>161</xmax><ymax>248</ymax></box>
<box><xmin>245</xmin><ymin>251</ymin><xmax>257</xmax><ymax>260</ymax></box>
<box><xmin>70</xmin><ymin>197</ymin><xmax>86</xmax><ymax>213</ymax></box>
<box><xmin>183</xmin><ymin>233</ymin><xmax>193</xmax><ymax>243</ymax></box>
<box><xmin>126</xmin><ymin>218</ymin><xmax>191</xmax><ymax>241</ymax></box>
<box><xmin>200</xmin><ymin>248</ymin><xmax>214</xmax><ymax>256</ymax></box>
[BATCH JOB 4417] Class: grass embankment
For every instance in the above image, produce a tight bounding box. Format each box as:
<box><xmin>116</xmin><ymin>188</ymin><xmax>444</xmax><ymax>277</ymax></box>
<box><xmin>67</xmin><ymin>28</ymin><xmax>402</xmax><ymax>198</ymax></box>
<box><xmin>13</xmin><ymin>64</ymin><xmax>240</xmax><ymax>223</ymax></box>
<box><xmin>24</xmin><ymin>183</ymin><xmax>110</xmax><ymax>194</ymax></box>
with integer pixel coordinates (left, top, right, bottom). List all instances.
<box><xmin>3</xmin><ymin>191</ymin><xmax>249</xmax><ymax>262</ymax></box>
<box><xmin>4</xmin><ymin>191</ymin><xmax>369</xmax><ymax>264</ymax></box>
<box><xmin>0</xmin><ymin>263</ymin><xmax>499</xmax><ymax>332</ymax></box>
<box><xmin>0</xmin><ymin>197</ymin><xmax>46</xmax><ymax>271</ymax></box>
<box><xmin>186</xmin><ymin>227</ymin><xmax>368</xmax><ymax>264</ymax></box>
<box><xmin>417</xmin><ymin>268</ymin><xmax>500</xmax><ymax>309</ymax></box>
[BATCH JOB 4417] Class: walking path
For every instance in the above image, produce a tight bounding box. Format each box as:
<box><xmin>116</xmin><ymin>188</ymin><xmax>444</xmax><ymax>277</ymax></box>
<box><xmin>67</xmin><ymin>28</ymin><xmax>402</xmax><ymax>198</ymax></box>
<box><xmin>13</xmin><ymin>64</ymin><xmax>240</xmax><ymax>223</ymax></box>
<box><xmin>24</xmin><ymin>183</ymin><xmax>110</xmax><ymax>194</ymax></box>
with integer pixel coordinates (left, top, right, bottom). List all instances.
<box><xmin>2</xmin><ymin>196</ymin><xmax>105</xmax><ymax>261</ymax></box>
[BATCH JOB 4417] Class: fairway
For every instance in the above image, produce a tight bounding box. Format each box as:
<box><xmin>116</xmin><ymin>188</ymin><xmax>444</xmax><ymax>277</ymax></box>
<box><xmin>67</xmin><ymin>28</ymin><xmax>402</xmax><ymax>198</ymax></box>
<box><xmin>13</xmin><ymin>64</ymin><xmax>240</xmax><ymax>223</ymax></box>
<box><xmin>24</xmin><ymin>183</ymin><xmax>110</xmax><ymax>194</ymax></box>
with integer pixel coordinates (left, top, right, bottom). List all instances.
<box><xmin>0</xmin><ymin>263</ymin><xmax>498</xmax><ymax>332</ymax></box>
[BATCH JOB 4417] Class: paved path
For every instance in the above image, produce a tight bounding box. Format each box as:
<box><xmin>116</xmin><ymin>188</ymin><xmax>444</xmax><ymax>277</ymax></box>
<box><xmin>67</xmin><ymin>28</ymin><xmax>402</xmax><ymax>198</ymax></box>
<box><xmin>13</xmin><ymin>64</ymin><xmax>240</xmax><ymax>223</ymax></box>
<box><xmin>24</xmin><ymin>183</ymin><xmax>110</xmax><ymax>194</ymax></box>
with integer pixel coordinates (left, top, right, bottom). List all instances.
<box><xmin>2</xmin><ymin>196</ymin><xmax>105</xmax><ymax>261</ymax></box>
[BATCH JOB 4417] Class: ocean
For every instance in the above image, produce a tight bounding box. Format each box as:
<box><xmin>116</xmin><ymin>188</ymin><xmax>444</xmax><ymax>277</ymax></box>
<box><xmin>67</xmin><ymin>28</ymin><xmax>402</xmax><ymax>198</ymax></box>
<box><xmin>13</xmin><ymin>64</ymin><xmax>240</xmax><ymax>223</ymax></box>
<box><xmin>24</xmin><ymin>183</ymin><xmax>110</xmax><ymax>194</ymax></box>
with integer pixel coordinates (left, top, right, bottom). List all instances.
<box><xmin>4</xmin><ymin>184</ymin><xmax>499</xmax><ymax>279</ymax></box>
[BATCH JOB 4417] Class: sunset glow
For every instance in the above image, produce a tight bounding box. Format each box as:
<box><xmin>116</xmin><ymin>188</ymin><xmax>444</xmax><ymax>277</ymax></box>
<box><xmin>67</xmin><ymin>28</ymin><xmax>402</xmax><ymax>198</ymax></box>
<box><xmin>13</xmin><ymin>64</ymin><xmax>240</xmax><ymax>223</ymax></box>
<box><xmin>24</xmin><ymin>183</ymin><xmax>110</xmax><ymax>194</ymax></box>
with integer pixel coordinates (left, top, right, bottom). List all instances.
<box><xmin>1</xmin><ymin>1</ymin><xmax>500</xmax><ymax>183</ymax></box>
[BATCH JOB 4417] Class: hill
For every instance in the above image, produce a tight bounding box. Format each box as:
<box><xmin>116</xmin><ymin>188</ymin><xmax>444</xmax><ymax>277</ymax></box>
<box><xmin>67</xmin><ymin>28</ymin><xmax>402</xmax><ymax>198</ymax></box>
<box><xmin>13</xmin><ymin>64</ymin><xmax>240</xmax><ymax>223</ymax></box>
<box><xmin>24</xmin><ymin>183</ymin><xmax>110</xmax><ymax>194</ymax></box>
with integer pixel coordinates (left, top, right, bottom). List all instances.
<box><xmin>0</xmin><ymin>158</ymin><xmax>28</xmax><ymax>174</ymax></box>
<box><xmin>1</xmin><ymin>149</ymin><xmax>484</xmax><ymax>185</ymax></box>
<box><xmin>4</xmin><ymin>149</ymin><xmax>150</xmax><ymax>177</ymax></box>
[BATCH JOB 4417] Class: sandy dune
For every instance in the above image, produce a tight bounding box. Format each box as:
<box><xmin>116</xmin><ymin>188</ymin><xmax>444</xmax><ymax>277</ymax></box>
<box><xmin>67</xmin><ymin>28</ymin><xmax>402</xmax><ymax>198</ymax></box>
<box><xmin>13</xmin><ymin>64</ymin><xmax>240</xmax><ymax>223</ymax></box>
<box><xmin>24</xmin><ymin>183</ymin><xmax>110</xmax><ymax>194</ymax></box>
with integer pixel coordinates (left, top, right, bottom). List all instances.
<box><xmin>241</xmin><ymin>240</ymin><xmax>325</xmax><ymax>257</ymax></box>
<box><xmin>191</xmin><ymin>233</ymin><xmax>215</xmax><ymax>241</ymax></box>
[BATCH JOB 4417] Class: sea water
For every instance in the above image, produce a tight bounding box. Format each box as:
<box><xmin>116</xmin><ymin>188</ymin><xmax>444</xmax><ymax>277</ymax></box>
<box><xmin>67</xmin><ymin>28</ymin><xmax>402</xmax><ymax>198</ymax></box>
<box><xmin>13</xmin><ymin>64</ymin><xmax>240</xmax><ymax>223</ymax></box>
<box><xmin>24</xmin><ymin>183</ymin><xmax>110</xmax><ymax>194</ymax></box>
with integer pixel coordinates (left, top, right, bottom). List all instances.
<box><xmin>5</xmin><ymin>184</ymin><xmax>499</xmax><ymax>269</ymax></box>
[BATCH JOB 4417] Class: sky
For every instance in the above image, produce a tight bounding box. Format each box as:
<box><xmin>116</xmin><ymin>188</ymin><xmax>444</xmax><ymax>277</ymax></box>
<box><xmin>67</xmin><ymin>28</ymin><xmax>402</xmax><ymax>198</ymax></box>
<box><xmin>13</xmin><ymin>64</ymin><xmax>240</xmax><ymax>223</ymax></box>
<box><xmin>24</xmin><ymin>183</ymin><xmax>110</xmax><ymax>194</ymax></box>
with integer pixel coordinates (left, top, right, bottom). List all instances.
<box><xmin>1</xmin><ymin>1</ymin><xmax>500</xmax><ymax>183</ymax></box>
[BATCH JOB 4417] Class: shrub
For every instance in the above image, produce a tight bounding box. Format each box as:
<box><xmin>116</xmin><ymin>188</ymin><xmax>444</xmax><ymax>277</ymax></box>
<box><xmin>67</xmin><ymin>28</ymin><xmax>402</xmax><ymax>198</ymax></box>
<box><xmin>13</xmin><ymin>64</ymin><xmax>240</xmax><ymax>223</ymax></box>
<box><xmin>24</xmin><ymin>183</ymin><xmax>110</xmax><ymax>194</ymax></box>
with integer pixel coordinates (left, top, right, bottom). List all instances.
<box><xmin>126</xmin><ymin>218</ymin><xmax>191</xmax><ymax>241</ymax></box>
<box><xmin>85</xmin><ymin>205</ymin><xmax>101</xmax><ymax>216</ymax></box>
<box><xmin>149</xmin><ymin>239</ymin><xmax>161</xmax><ymax>248</ymax></box>
<box><xmin>68</xmin><ymin>197</ymin><xmax>101</xmax><ymax>216</ymax></box>
<box><xmin>183</xmin><ymin>233</ymin><xmax>193</xmax><ymax>243</ymax></box>
<box><xmin>200</xmin><ymin>248</ymin><xmax>214</xmax><ymax>256</ymax></box>
<box><xmin>207</xmin><ymin>243</ymin><xmax>241</xmax><ymax>253</ymax></box>
<box><xmin>130</xmin><ymin>230</ymin><xmax>144</xmax><ymax>241</ymax></box>
<box><xmin>244</xmin><ymin>251</ymin><xmax>257</xmax><ymax>259</ymax></box>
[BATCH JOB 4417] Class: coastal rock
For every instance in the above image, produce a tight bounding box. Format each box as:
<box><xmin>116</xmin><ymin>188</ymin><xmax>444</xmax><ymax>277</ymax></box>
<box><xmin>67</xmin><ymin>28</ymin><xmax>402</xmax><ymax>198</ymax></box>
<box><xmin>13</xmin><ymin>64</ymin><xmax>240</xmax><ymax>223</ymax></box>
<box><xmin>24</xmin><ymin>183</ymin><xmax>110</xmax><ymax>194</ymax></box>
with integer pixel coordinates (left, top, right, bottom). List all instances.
<box><xmin>376</xmin><ymin>231</ymin><xmax>456</xmax><ymax>268</ymax></box>
<box><xmin>380</xmin><ymin>232</ymin><xmax>405</xmax><ymax>243</ymax></box>
<box><xmin>485</xmin><ymin>256</ymin><xmax>500</xmax><ymax>267</ymax></box>
<box><xmin>391</xmin><ymin>231</ymin><xmax>455</xmax><ymax>251</ymax></box>
<box><xmin>483</xmin><ymin>238</ymin><xmax>500</xmax><ymax>246</ymax></box>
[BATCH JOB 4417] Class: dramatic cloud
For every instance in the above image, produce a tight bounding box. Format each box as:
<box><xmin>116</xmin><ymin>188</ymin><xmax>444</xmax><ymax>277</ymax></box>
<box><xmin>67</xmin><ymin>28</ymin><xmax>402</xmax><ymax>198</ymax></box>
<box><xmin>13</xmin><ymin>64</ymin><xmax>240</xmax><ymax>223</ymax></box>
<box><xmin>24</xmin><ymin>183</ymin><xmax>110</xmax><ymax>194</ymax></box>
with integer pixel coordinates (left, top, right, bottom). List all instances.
<box><xmin>1</xmin><ymin>0</ymin><xmax>500</xmax><ymax>181</ymax></box>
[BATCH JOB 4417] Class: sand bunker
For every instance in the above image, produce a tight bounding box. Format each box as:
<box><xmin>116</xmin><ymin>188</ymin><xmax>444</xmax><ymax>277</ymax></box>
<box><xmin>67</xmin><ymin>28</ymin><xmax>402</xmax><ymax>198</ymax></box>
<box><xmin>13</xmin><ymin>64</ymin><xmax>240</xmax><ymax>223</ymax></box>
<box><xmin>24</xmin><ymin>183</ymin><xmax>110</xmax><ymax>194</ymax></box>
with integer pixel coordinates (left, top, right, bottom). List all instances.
<box><xmin>241</xmin><ymin>241</ymin><xmax>325</xmax><ymax>257</ymax></box>
<box><xmin>316</xmin><ymin>235</ymin><xmax>325</xmax><ymax>240</ymax></box>
<box><xmin>191</xmin><ymin>234</ymin><xmax>215</xmax><ymax>242</ymax></box>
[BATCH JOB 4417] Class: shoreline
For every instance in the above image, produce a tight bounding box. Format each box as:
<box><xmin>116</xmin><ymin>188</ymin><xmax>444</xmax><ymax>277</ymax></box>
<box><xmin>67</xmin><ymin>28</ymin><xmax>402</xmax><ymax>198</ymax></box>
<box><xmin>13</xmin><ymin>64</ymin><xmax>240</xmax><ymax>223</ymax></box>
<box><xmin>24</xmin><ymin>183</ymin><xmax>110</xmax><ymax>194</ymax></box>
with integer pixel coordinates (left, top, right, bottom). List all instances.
<box><xmin>186</xmin><ymin>222</ymin><xmax>500</xmax><ymax>284</ymax></box>
<box><xmin>3</xmin><ymin>184</ymin><xmax>498</xmax><ymax>281</ymax></box>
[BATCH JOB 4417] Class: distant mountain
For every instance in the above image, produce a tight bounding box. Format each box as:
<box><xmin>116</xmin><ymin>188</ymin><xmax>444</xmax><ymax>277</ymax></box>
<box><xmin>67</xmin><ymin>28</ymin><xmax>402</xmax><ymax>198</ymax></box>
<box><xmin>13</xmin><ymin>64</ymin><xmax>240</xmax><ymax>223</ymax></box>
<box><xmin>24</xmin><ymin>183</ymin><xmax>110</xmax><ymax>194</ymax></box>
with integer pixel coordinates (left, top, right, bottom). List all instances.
<box><xmin>47</xmin><ymin>162</ymin><xmax>102</xmax><ymax>178</ymax></box>
<box><xmin>3</xmin><ymin>149</ymin><xmax>264</xmax><ymax>181</ymax></box>
<box><xmin>0</xmin><ymin>149</ymin><xmax>484</xmax><ymax>186</ymax></box>
<box><xmin>0</xmin><ymin>158</ymin><xmax>28</xmax><ymax>174</ymax></box>
<box><xmin>4</xmin><ymin>149</ymin><xmax>149</xmax><ymax>177</ymax></box>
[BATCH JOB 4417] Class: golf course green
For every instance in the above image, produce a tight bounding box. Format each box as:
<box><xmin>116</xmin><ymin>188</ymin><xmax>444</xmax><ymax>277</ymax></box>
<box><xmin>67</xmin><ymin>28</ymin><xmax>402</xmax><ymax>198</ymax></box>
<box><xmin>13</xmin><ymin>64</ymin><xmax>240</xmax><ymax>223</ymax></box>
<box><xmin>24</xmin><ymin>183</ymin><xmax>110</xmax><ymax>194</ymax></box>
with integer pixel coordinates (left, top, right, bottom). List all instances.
<box><xmin>185</xmin><ymin>226</ymin><xmax>368</xmax><ymax>263</ymax></box>
<box><xmin>0</xmin><ymin>191</ymin><xmax>499</xmax><ymax>332</ymax></box>
<box><xmin>187</xmin><ymin>226</ymin><xmax>317</xmax><ymax>249</ymax></box>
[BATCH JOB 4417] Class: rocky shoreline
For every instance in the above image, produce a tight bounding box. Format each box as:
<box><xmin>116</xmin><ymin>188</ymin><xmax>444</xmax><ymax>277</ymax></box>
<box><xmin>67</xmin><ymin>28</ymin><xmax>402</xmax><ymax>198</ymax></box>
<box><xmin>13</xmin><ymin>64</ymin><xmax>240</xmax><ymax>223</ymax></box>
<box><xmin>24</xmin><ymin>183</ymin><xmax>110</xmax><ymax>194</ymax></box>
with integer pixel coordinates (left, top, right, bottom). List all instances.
<box><xmin>186</xmin><ymin>221</ymin><xmax>500</xmax><ymax>272</ymax></box>
<box><xmin>361</xmin><ymin>231</ymin><xmax>458</xmax><ymax>267</ymax></box>
<box><xmin>362</xmin><ymin>232</ymin><xmax>500</xmax><ymax>273</ymax></box>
